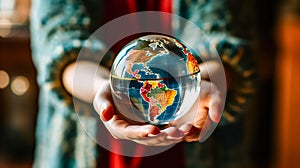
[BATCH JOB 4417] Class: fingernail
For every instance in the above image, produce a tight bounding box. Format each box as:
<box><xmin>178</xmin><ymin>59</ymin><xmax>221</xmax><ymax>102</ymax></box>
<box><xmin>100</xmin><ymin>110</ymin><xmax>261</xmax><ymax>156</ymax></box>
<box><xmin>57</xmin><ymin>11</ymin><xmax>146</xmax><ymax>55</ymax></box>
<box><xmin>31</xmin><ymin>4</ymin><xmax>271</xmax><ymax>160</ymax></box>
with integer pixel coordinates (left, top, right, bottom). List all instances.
<box><xmin>100</xmin><ymin>104</ymin><xmax>108</xmax><ymax>121</ymax></box>
<box><xmin>100</xmin><ymin>111</ymin><xmax>106</xmax><ymax>121</ymax></box>
<box><xmin>102</xmin><ymin>104</ymin><xmax>115</xmax><ymax>122</ymax></box>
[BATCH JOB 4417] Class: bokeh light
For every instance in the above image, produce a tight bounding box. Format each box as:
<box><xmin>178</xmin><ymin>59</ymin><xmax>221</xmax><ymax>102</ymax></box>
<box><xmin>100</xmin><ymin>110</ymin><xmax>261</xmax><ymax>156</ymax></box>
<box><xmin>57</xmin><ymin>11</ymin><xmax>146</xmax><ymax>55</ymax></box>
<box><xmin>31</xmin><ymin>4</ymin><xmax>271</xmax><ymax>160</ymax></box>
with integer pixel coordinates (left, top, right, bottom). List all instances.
<box><xmin>0</xmin><ymin>70</ymin><xmax>10</xmax><ymax>89</ymax></box>
<box><xmin>11</xmin><ymin>76</ymin><xmax>30</xmax><ymax>95</ymax></box>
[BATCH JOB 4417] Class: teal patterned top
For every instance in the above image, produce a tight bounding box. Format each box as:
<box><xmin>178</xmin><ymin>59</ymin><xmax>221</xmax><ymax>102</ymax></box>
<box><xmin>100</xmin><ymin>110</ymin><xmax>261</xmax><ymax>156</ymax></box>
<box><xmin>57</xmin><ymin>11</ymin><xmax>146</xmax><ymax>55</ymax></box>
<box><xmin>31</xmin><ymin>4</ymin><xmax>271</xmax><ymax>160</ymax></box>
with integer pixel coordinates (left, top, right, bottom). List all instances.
<box><xmin>30</xmin><ymin>0</ymin><xmax>255</xmax><ymax>167</ymax></box>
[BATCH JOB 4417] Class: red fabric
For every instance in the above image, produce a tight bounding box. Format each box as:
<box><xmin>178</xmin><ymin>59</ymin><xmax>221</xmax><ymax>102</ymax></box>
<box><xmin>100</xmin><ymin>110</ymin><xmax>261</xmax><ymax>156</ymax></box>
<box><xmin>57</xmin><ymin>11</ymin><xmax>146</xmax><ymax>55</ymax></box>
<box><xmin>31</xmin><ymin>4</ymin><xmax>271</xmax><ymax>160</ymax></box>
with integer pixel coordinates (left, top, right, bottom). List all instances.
<box><xmin>109</xmin><ymin>137</ymin><xmax>145</xmax><ymax>168</ymax></box>
<box><xmin>160</xmin><ymin>0</ymin><xmax>172</xmax><ymax>33</ymax></box>
<box><xmin>103</xmin><ymin>1</ymin><xmax>172</xmax><ymax>167</ymax></box>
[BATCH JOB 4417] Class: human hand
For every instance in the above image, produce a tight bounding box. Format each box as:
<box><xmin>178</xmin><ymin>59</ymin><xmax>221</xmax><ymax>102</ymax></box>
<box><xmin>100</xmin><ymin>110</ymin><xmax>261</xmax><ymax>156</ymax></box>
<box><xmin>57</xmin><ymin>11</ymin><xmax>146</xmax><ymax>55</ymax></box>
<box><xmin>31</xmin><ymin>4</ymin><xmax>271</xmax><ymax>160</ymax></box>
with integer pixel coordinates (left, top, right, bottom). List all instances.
<box><xmin>93</xmin><ymin>81</ymin><xmax>186</xmax><ymax>146</ymax></box>
<box><xmin>172</xmin><ymin>79</ymin><xmax>224</xmax><ymax>142</ymax></box>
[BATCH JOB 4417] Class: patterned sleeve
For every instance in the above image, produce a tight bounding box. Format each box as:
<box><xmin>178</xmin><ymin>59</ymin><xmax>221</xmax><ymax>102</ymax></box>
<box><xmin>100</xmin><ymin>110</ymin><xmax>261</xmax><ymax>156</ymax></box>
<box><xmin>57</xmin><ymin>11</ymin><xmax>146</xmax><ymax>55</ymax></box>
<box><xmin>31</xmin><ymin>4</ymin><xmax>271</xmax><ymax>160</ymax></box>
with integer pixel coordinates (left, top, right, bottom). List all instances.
<box><xmin>30</xmin><ymin>0</ymin><xmax>113</xmax><ymax>104</ymax></box>
<box><xmin>177</xmin><ymin>0</ymin><xmax>256</xmax><ymax>125</ymax></box>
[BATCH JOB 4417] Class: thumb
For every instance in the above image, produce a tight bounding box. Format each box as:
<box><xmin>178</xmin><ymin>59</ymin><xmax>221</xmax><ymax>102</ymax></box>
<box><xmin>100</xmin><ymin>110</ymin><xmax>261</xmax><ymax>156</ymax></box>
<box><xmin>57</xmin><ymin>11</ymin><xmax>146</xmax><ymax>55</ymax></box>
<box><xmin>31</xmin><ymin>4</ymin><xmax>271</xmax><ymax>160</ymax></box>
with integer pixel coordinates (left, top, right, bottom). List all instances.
<box><xmin>208</xmin><ymin>98</ymin><xmax>222</xmax><ymax>123</ymax></box>
<box><xmin>93</xmin><ymin>82</ymin><xmax>115</xmax><ymax>122</ymax></box>
<box><xmin>206</xmin><ymin>82</ymin><xmax>224</xmax><ymax>123</ymax></box>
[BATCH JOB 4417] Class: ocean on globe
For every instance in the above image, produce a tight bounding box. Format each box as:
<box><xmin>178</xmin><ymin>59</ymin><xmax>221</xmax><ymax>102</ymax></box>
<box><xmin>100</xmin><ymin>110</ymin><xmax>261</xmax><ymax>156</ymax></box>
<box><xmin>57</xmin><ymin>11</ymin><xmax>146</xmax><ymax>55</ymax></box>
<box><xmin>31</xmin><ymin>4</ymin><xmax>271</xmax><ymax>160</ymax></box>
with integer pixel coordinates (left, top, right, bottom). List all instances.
<box><xmin>110</xmin><ymin>35</ymin><xmax>201</xmax><ymax>126</ymax></box>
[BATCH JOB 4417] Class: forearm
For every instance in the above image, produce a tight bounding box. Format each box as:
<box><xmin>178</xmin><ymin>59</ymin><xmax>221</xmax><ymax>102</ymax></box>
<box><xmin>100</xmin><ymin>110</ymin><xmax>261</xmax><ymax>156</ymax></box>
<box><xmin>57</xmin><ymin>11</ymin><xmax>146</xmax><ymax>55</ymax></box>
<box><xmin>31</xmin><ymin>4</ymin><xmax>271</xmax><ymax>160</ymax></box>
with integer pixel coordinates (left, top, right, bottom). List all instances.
<box><xmin>62</xmin><ymin>61</ymin><xmax>110</xmax><ymax>103</ymax></box>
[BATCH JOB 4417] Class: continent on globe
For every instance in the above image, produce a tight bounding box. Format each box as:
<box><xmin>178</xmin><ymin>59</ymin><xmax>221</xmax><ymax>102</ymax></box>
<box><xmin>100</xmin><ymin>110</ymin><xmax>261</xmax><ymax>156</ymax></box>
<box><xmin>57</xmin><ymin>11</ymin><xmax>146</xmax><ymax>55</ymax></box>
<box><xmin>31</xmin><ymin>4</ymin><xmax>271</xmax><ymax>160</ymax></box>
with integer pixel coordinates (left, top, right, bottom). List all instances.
<box><xmin>125</xmin><ymin>50</ymin><xmax>154</xmax><ymax>79</ymax></box>
<box><xmin>184</xmin><ymin>48</ymin><xmax>200</xmax><ymax>78</ymax></box>
<box><xmin>140</xmin><ymin>81</ymin><xmax>177</xmax><ymax>121</ymax></box>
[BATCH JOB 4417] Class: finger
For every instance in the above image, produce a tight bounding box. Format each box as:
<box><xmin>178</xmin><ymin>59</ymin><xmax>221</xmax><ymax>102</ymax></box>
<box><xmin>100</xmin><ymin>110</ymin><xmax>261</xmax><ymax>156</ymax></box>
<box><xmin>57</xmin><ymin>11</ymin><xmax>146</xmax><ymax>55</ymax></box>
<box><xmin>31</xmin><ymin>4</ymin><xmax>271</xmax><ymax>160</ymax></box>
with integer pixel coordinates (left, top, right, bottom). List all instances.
<box><xmin>125</xmin><ymin>125</ymin><xmax>161</xmax><ymax>139</ymax></box>
<box><xmin>133</xmin><ymin>132</ymin><xmax>182</xmax><ymax>146</ymax></box>
<box><xmin>208</xmin><ymin>89</ymin><xmax>223</xmax><ymax>123</ymax></box>
<box><xmin>183</xmin><ymin>106</ymin><xmax>218</xmax><ymax>142</ymax></box>
<box><xmin>93</xmin><ymin>82</ymin><xmax>115</xmax><ymax>122</ymax></box>
<box><xmin>208</xmin><ymin>100</ymin><xmax>222</xmax><ymax>123</ymax></box>
<box><xmin>161</xmin><ymin>126</ymin><xmax>185</xmax><ymax>140</ymax></box>
<box><xmin>198</xmin><ymin>116</ymin><xmax>218</xmax><ymax>142</ymax></box>
<box><xmin>193</xmin><ymin>106</ymin><xmax>218</xmax><ymax>142</ymax></box>
<box><xmin>133</xmin><ymin>133</ymin><xmax>168</xmax><ymax>146</ymax></box>
<box><xmin>203</xmin><ymin>81</ymin><xmax>223</xmax><ymax>123</ymax></box>
<box><xmin>108</xmin><ymin>116</ymin><xmax>160</xmax><ymax>139</ymax></box>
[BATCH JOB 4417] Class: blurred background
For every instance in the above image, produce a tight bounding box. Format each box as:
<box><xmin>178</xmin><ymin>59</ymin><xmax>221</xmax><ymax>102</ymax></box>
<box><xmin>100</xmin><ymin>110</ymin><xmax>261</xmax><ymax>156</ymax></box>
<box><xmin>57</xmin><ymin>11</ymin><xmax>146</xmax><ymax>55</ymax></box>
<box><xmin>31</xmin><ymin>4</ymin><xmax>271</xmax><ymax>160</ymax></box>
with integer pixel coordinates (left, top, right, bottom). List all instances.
<box><xmin>0</xmin><ymin>0</ymin><xmax>35</xmax><ymax>167</ymax></box>
<box><xmin>0</xmin><ymin>0</ymin><xmax>300</xmax><ymax>167</ymax></box>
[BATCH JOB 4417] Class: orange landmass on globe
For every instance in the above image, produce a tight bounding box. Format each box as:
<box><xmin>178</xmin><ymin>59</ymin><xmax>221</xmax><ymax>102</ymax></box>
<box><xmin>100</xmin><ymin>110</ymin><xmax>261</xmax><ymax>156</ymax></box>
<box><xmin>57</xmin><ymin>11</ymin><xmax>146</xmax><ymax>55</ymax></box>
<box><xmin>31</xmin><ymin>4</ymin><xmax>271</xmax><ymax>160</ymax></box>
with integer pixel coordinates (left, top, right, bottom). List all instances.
<box><xmin>140</xmin><ymin>81</ymin><xmax>177</xmax><ymax>121</ymax></box>
<box><xmin>183</xmin><ymin>49</ymin><xmax>200</xmax><ymax>75</ymax></box>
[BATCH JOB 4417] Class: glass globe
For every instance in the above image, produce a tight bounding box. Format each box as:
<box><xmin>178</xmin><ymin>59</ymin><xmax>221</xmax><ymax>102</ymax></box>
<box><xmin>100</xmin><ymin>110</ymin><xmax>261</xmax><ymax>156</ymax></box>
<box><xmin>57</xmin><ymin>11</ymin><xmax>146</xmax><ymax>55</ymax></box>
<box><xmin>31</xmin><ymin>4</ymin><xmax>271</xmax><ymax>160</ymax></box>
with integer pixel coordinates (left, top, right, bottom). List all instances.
<box><xmin>110</xmin><ymin>35</ymin><xmax>201</xmax><ymax>126</ymax></box>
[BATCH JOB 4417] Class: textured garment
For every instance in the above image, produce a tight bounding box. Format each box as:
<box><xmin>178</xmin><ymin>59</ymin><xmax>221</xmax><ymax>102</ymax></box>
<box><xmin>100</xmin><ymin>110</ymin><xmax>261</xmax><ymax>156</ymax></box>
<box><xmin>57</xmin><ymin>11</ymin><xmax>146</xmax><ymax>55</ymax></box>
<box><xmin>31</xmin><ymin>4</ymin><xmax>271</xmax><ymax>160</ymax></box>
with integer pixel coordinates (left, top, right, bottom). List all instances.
<box><xmin>30</xmin><ymin>0</ymin><xmax>255</xmax><ymax>167</ymax></box>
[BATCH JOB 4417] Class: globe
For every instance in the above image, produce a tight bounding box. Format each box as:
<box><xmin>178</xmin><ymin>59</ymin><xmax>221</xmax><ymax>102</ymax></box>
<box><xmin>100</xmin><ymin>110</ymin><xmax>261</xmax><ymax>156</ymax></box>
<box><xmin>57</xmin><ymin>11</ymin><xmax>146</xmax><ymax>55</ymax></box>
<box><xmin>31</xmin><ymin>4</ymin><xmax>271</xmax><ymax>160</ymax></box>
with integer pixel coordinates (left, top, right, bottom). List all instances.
<box><xmin>110</xmin><ymin>35</ymin><xmax>201</xmax><ymax>126</ymax></box>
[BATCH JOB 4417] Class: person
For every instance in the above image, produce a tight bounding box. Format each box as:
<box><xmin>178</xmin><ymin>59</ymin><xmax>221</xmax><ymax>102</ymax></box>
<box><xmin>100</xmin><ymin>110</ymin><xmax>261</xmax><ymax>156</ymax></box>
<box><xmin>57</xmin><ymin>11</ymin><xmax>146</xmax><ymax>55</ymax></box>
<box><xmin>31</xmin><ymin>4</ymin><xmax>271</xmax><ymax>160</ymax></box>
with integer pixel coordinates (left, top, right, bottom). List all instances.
<box><xmin>30</xmin><ymin>0</ymin><xmax>255</xmax><ymax>167</ymax></box>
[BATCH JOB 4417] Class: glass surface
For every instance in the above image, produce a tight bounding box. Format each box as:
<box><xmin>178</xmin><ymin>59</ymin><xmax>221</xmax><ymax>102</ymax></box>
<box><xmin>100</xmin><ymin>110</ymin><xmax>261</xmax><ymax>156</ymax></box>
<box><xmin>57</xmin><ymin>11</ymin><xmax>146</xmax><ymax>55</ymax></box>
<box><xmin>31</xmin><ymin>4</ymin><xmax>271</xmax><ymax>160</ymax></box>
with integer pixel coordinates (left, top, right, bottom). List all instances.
<box><xmin>110</xmin><ymin>35</ymin><xmax>201</xmax><ymax>125</ymax></box>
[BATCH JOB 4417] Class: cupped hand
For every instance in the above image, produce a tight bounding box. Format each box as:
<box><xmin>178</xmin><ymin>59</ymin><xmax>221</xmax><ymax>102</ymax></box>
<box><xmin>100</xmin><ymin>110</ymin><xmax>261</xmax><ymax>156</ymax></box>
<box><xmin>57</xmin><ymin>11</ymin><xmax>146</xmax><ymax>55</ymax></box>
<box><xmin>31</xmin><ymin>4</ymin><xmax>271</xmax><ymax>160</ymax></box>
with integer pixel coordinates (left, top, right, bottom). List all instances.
<box><xmin>173</xmin><ymin>80</ymin><xmax>224</xmax><ymax>142</ymax></box>
<box><xmin>93</xmin><ymin>81</ymin><xmax>186</xmax><ymax>146</ymax></box>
